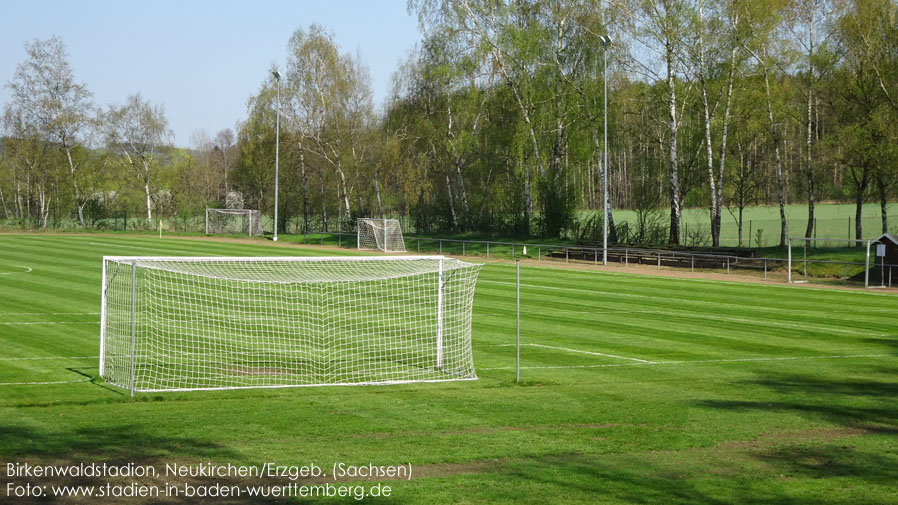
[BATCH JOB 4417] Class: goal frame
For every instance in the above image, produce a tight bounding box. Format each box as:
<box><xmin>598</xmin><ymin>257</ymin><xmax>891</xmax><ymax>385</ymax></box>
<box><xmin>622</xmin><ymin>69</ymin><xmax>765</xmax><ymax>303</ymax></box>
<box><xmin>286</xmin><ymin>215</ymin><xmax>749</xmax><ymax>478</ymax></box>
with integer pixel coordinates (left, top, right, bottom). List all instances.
<box><xmin>787</xmin><ymin>236</ymin><xmax>873</xmax><ymax>288</ymax></box>
<box><xmin>205</xmin><ymin>208</ymin><xmax>262</xmax><ymax>236</ymax></box>
<box><xmin>99</xmin><ymin>255</ymin><xmax>478</xmax><ymax>395</ymax></box>
<box><xmin>357</xmin><ymin>218</ymin><xmax>406</xmax><ymax>253</ymax></box>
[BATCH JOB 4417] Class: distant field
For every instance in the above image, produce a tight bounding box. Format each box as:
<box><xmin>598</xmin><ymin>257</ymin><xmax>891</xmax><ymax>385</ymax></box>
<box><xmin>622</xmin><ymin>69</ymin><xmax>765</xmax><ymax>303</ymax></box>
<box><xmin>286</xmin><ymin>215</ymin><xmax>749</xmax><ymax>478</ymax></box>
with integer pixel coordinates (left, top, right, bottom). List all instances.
<box><xmin>1</xmin><ymin>233</ymin><xmax>897</xmax><ymax>504</ymax></box>
<box><xmin>611</xmin><ymin>202</ymin><xmax>897</xmax><ymax>247</ymax></box>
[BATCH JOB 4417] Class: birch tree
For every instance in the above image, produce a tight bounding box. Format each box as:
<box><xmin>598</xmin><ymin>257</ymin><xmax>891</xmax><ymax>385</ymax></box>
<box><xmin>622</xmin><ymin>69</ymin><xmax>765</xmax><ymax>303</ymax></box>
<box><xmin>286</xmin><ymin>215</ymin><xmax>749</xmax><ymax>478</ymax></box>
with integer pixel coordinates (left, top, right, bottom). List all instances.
<box><xmin>104</xmin><ymin>93</ymin><xmax>172</xmax><ymax>230</ymax></box>
<box><xmin>4</xmin><ymin>37</ymin><xmax>94</xmax><ymax>226</ymax></box>
<box><xmin>732</xmin><ymin>0</ymin><xmax>790</xmax><ymax>246</ymax></box>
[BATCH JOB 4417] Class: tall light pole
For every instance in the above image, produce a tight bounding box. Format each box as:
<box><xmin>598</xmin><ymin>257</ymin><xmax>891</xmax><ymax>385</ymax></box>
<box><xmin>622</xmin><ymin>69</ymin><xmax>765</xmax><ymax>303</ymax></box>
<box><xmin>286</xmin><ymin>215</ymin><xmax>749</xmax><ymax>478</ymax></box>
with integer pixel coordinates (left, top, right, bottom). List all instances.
<box><xmin>598</xmin><ymin>35</ymin><xmax>612</xmax><ymax>266</ymax></box>
<box><xmin>272</xmin><ymin>70</ymin><xmax>281</xmax><ymax>242</ymax></box>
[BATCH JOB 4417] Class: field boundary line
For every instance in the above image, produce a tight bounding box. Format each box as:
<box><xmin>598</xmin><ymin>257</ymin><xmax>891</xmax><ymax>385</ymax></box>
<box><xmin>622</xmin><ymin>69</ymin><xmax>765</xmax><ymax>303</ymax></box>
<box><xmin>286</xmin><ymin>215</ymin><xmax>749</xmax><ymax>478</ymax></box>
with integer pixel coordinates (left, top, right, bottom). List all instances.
<box><xmin>494</xmin><ymin>343</ymin><xmax>655</xmax><ymax>363</ymax></box>
<box><xmin>479</xmin><ymin>353</ymin><xmax>895</xmax><ymax>371</ymax></box>
<box><xmin>0</xmin><ymin>378</ymin><xmax>92</xmax><ymax>386</ymax></box>
<box><xmin>0</xmin><ymin>312</ymin><xmax>100</xmax><ymax>316</ymax></box>
<box><xmin>0</xmin><ymin>356</ymin><xmax>98</xmax><ymax>361</ymax></box>
<box><xmin>0</xmin><ymin>321</ymin><xmax>99</xmax><ymax>325</ymax></box>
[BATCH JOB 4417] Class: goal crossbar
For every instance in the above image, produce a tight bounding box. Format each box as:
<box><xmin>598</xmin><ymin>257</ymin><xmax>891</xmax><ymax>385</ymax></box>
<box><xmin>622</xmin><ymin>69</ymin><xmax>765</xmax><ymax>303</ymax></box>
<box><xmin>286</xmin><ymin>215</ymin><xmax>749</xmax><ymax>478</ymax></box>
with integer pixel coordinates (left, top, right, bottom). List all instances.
<box><xmin>99</xmin><ymin>255</ymin><xmax>481</xmax><ymax>394</ymax></box>
<box><xmin>205</xmin><ymin>208</ymin><xmax>262</xmax><ymax>236</ymax></box>
<box><xmin>357</xmin><ymin>218</ymin><xmax>406</xmax><ymax>252</ymax></box>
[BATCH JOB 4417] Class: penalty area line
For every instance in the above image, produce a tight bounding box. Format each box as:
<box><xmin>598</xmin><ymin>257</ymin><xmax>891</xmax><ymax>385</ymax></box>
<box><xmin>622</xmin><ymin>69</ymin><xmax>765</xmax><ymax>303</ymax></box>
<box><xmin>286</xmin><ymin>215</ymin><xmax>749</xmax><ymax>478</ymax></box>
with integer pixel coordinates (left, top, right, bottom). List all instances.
<box><xmin>493</xmin><ymin>343</ymin><xmax>655</xmax><ymax>363</ymax></box>
<box><xmin>478</xmin><ymin>353</ymin><xmax>895</xmax><ymax>371</ymax></box>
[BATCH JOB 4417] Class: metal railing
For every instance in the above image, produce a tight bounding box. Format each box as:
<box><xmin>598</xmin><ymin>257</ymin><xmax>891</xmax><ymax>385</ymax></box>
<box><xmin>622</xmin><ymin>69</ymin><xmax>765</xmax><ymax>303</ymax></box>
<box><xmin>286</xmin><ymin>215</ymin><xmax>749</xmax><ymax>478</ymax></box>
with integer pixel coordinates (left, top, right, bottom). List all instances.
<box><xmin>293</xmin><ymin>231</ymin><xmax>894</xmax><ymax>289</ymax></box>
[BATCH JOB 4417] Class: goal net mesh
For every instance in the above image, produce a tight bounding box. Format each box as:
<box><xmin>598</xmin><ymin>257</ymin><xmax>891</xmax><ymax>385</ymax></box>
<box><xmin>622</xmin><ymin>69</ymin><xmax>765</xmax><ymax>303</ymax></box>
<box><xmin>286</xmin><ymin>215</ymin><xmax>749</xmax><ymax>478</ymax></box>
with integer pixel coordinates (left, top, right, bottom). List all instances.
<box><xmin>206</xmin><ymin>209</ymin><xmax>263</xmax><ymax>236</ymax></box>
<box><xmin>358</xmin><ymin>218</ymin><xmax>406</xmax><ymax>252</ymax></box>
<box><xmin>100</xmin><ymin>256</ymin><xmax>481</xmax><ymax>392</ymax></box>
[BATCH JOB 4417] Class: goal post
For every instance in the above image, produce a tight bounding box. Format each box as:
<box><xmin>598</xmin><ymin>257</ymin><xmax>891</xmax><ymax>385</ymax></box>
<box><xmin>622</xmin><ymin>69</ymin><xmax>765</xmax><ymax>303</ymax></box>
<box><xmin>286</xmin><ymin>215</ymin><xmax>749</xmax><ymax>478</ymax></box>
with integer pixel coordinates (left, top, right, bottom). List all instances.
<box><xmin>99</xmin><ymin>255</ymin><xmax>481</xmax><ymax>393</ymax></box>
<box><xmin>358</xmin><ymin>218</ymin><xmax>406</xmax><ymax>253</ymax></box>
<box><xmin>787</xmin><ymin>236</ymin><xmax>872</xmax><ymax>288</ymax></box>
<box><xmin>205</xmin><ymin>208</ymin><xmax>263</xmax><ymax>236</ymax></box>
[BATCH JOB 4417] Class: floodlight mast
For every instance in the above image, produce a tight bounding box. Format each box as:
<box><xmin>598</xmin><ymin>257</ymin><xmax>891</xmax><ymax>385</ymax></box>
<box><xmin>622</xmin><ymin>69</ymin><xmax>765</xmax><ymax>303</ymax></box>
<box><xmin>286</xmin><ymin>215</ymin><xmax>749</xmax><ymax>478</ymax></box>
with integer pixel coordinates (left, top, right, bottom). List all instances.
<box><xmin>272</xmin><ymin>69</ymin><xmax>281</xmax><ymax>242</ymax></box>
<box><xmin>598</xmin><ymin>35</ymin><xmax>612</xmax><ymax>266</ymax></box>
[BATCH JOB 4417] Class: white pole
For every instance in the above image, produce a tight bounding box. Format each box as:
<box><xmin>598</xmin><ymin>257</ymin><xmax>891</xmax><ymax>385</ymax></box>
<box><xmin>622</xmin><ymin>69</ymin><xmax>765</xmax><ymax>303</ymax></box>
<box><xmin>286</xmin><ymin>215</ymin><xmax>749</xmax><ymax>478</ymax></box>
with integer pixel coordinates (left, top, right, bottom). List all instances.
<box><xmin>865</xmin><ymin>240</ymin><xmax>871</xmax><ymax>288</ymax></box>
<box><xmin>436</xmin><ymin>259</ymin><xmax>444</xmax><ymax>370</ymax></box>
<box><xmin>204</xmin><ymin>208</ymin><xmax>209</xmax><ymax>235</ymax></box>
<box><xmin>273</xmin><ymin>71</ymin><xmax>281</xmax><ymax>242</ymax></box>
<box><xmin>787</xmin><ymin>237</ymin><xmax>792</xmax><ymax>283</ymax></box>
<box><xmin>98</xmin><ymin>258</ymin><xmax>108</xmax><ymax>376</ymax></box>
<box><xmin>129</xmin><ymin>260</ymin><xmax>137</xmax><ymax>398</ymax></box>
<box><xmin>516</xmin><ymin>259</ymin><xmax>520</xmax><ymax>383</ymax></box>
<box><xmin>602</xmin><ymin>43</ymin><xmax>609</xmax><ymax>266</ymax></box>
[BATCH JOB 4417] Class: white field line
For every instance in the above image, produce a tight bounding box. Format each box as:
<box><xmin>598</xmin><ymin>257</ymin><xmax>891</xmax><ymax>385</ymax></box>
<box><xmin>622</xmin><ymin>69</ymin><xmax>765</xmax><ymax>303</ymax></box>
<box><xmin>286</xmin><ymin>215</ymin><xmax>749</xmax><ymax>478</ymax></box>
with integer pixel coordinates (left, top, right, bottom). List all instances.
<box><xmin>500</xmin><ymin>261</ymin><xmax>898</xmax><ymax>299</ymax></box>
<box><xmin>478</xmin><ymin>353</ymin><xmax>895</xmax><ymax>371</ymax></box>
<box><xmin>0</xmin><ymin>378</ymin><xmax>92</xmax><ymax>386</ymax></box>
<box><xmin>89</xmin><ymin>241</ymin><xmax>224</xmax><ymax>256</ymax></box>
<box><xmin>0</xmin><ymin>356</ymin><xmax>98</xmax><ymax>361</ymax></box>
<box><xmin>0</xmin><ymin>265</ymin><xmax>32</xmax><ymax>275</ymax></box>
<box><xmin>494</xmin><ymin>343</ymin><xmax>654</xmax><ymax>363</ymax></box>
<box><xmin>0</xmin><ymin>312</ymin><xmax>99</xmax><ymax>316</ymax></box>
<box><xmin>0</xmin><ymin>321</ymin><xmax>99</xmax><ymax>325</ymax></box>
<box><xmin>477</xmin><ymin>279</ymin><xmax>886</xmax><ymax>337</ymax></box>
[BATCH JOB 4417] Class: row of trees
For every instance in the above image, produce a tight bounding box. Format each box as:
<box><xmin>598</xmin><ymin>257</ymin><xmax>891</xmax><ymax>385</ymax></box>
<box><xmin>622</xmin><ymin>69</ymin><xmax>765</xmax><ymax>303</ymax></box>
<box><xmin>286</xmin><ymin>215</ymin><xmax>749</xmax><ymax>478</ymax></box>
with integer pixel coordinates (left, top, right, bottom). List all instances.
<box><xmin>0</xmin><ymin>37</ymin><xmax>238</xmax><ymax>231</ymax></box>
<box><xmin>3</xmin><ymin>0</ymin><xmax>897</xmax><ymax>247</ymax></box>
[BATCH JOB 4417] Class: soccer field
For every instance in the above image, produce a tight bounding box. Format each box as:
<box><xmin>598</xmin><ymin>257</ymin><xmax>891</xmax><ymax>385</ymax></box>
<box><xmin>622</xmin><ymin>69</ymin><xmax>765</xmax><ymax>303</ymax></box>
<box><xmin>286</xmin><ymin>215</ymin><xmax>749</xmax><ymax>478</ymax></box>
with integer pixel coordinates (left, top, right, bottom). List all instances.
<box><xmin>1</xmin><ymin>233</ymin><xmax>897</xmax><ymax>504</ymax></box>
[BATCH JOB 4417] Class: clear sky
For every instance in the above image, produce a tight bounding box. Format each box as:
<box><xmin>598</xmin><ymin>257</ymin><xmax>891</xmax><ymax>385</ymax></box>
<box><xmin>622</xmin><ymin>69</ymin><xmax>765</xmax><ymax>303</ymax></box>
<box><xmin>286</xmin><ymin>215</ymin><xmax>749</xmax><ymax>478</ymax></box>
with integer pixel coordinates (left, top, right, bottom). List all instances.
<box><xmin>0</xmin><ymin>0</ymin><xmax>422</xmax><ymax>147</ymax></box>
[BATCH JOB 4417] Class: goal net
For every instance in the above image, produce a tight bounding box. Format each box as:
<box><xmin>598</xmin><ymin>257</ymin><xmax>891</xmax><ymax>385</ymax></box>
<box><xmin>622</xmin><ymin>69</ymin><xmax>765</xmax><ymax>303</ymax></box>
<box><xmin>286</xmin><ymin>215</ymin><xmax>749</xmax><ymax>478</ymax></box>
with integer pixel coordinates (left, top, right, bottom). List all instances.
<box><xmin>99</xmin><ymin>256</ymin><xmax>482</xmax><ymax>393</ymax></box>
<box><xmin>205</xmin><ymin>208</ymin><xmax>263</xmax><ymax>236</ymax></box>
<box><xmin>358</xmin><ymin>218</ymin><xmax>406</xmax><ymax>252</ymax></box>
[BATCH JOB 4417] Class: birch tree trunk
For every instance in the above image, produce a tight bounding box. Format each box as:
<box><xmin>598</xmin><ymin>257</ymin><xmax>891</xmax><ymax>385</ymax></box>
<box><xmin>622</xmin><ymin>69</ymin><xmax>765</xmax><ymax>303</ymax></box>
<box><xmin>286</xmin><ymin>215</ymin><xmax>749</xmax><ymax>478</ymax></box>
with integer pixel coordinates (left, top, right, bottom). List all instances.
<box><xmin>698</xmin><ymin>4</ymin><xmax>718</xmax><ymax>247</ymax></box>
<box><xmin>804</xmin><ymin>16</ymin><xmax>816</xmax><ymax>239</ymax></box>
<box><xmin>666</xmin><ymin>40</ymin><xmax>681</xmax><ymax>245</ymax></box>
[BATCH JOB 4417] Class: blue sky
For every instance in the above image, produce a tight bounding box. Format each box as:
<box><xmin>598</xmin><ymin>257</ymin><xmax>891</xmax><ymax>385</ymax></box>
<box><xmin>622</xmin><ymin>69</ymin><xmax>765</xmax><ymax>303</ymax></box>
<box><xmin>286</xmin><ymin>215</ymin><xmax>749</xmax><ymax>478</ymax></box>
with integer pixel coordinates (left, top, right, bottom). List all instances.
<box><xmin>0</xmin><ymin>0</ymin><xmax>422</xmax><ymax>147</ymax></box>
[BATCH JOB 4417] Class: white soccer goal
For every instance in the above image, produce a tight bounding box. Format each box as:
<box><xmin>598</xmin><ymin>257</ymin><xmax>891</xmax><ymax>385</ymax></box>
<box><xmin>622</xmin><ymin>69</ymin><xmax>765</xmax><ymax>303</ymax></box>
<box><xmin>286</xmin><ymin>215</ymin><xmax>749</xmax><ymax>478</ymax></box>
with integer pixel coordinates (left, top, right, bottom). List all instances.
<box><xmin>205</xmin><ymin>208</ymin><xmax>263</xmax><ymax>236</ymax></box>
<box><xmin>787</xmin><ymin>236</ymin><xmax>874</xmax><ymax>287</ymax></box>
<box><xmin>358</xmin><ymin>218</ymin><xmax>406</xmax><ymax>252</ymax></box>
<box><xmin>99</xmin><ymin>256</ymin><xmax>481</xmax><ymax>394</ymax></box>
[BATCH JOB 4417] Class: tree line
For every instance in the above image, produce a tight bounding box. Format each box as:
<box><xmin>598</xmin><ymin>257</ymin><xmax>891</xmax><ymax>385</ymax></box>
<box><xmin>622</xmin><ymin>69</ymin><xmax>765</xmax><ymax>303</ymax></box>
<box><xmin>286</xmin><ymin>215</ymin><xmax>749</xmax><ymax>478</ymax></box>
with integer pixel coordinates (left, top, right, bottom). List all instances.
<box><xmin>2</xmin><ymin>0</ymin><xmax>896</xmax><ymax>246</ymax></box>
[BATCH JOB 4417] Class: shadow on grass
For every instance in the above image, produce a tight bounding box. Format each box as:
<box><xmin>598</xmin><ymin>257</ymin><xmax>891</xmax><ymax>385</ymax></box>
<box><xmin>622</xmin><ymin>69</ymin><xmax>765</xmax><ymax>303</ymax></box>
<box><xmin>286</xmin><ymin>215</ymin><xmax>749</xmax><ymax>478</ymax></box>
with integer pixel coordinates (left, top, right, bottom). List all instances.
<box><xmin>685</xmin><ymin>366</ymin><xmax>898</xmax><ymax>504</ymax></box>
<box><xmin>0</xmin><ymin>424</ymin><xmax>331</xmax><ymax>504</ymax></box>
<box><xmin>697</xmin><ymin>367</ymin><xmax>898</xmax><ymax>431</ymax></box>
<box><xmin>490</xmin><ymin>450</ymin><xmax>898</xmax><ymax>505</ymax></box>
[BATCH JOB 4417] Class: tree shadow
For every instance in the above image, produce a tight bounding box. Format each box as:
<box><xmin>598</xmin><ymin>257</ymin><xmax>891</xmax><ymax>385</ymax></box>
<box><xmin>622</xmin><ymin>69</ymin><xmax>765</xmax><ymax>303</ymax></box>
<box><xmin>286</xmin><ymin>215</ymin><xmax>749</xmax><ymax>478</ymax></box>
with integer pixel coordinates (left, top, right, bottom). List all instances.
<box><xmin>0</xmin><ymin>424</ymin><xmax>307</xmax><ymax>504</ymax></box>
<box><xmin>690</xmin><ymin>366</ymin><xmax>898</xmax><ymax>504</ymax></box>
<box><xmin>697</xmin><ymin>367</ymin><xmax>898</xmax><ymax>431</ymax></box>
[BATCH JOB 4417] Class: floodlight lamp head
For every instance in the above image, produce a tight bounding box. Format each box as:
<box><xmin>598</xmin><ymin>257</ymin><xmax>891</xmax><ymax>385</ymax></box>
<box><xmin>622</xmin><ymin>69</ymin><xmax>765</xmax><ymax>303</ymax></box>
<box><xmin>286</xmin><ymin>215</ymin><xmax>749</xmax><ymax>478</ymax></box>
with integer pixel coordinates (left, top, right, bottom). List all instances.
<box><xmin>272</xmin><ymin>70</ymin><xmax>281</xmax><ymax>80</ymax></box>
<box><xmin>598</xmin><ymin>35</ymin><xmax>612</xmax><ymax>47</ymax></box>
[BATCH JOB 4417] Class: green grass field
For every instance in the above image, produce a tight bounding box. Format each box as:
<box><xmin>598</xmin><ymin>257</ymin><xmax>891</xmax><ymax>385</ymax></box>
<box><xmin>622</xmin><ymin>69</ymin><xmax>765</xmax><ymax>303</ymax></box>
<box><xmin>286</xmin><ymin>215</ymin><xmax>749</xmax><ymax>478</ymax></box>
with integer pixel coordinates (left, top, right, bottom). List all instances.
<box><xmin>616</xmin><ymin>202</ymin><xmax>898</xmax><ymax>247</ymax></box>
<box><xmin>1</xmin><ymin>233</ymin><xmax>897</xmax><ymax>504</ymax></box>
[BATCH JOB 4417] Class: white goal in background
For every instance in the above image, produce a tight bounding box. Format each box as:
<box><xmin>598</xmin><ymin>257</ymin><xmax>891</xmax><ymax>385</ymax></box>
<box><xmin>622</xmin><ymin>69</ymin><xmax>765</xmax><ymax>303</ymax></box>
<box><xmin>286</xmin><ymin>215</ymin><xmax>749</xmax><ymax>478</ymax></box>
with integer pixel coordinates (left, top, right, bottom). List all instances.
<box><xmin>205</xmin><ymin>208</ymin><xmax>263</xmax><ymax>236</ymax></box>
<box><xmin>787</xmin><ymin>236</ymin><xmax>874</xmax><ymax>287</ymax></box>
<box><xmin>358</xmin><ymin>218</ymin><xmax>406</xmax><ymax>252</ymax></box>
<box><xmin>99</xmin><ymin>256</ymin><xmax>482</xmax><ymax>394</ymax></box>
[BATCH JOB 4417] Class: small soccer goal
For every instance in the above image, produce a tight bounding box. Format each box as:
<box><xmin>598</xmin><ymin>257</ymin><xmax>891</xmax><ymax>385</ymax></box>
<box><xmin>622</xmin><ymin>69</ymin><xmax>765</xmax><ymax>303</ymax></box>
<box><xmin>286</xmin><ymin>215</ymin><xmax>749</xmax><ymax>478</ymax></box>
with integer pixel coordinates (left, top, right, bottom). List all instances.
<box><xmin>205</xmin><ymin>208</ymin><xmax>263</xmax><ymax>236</ymax></box>
<box><xmin>787</xmin><ymin>236</ymin><xmax>877</xmax><ymax>287</ymax></box>
<box><xmin>357</xmin><ymin>218</ymin><xmax>406</xmax><ymax>252</ymax></box>
<box><xmin>99</xmin><ymin>256</ymin><xmax>482</xmax><ymax>394</ymax></box>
